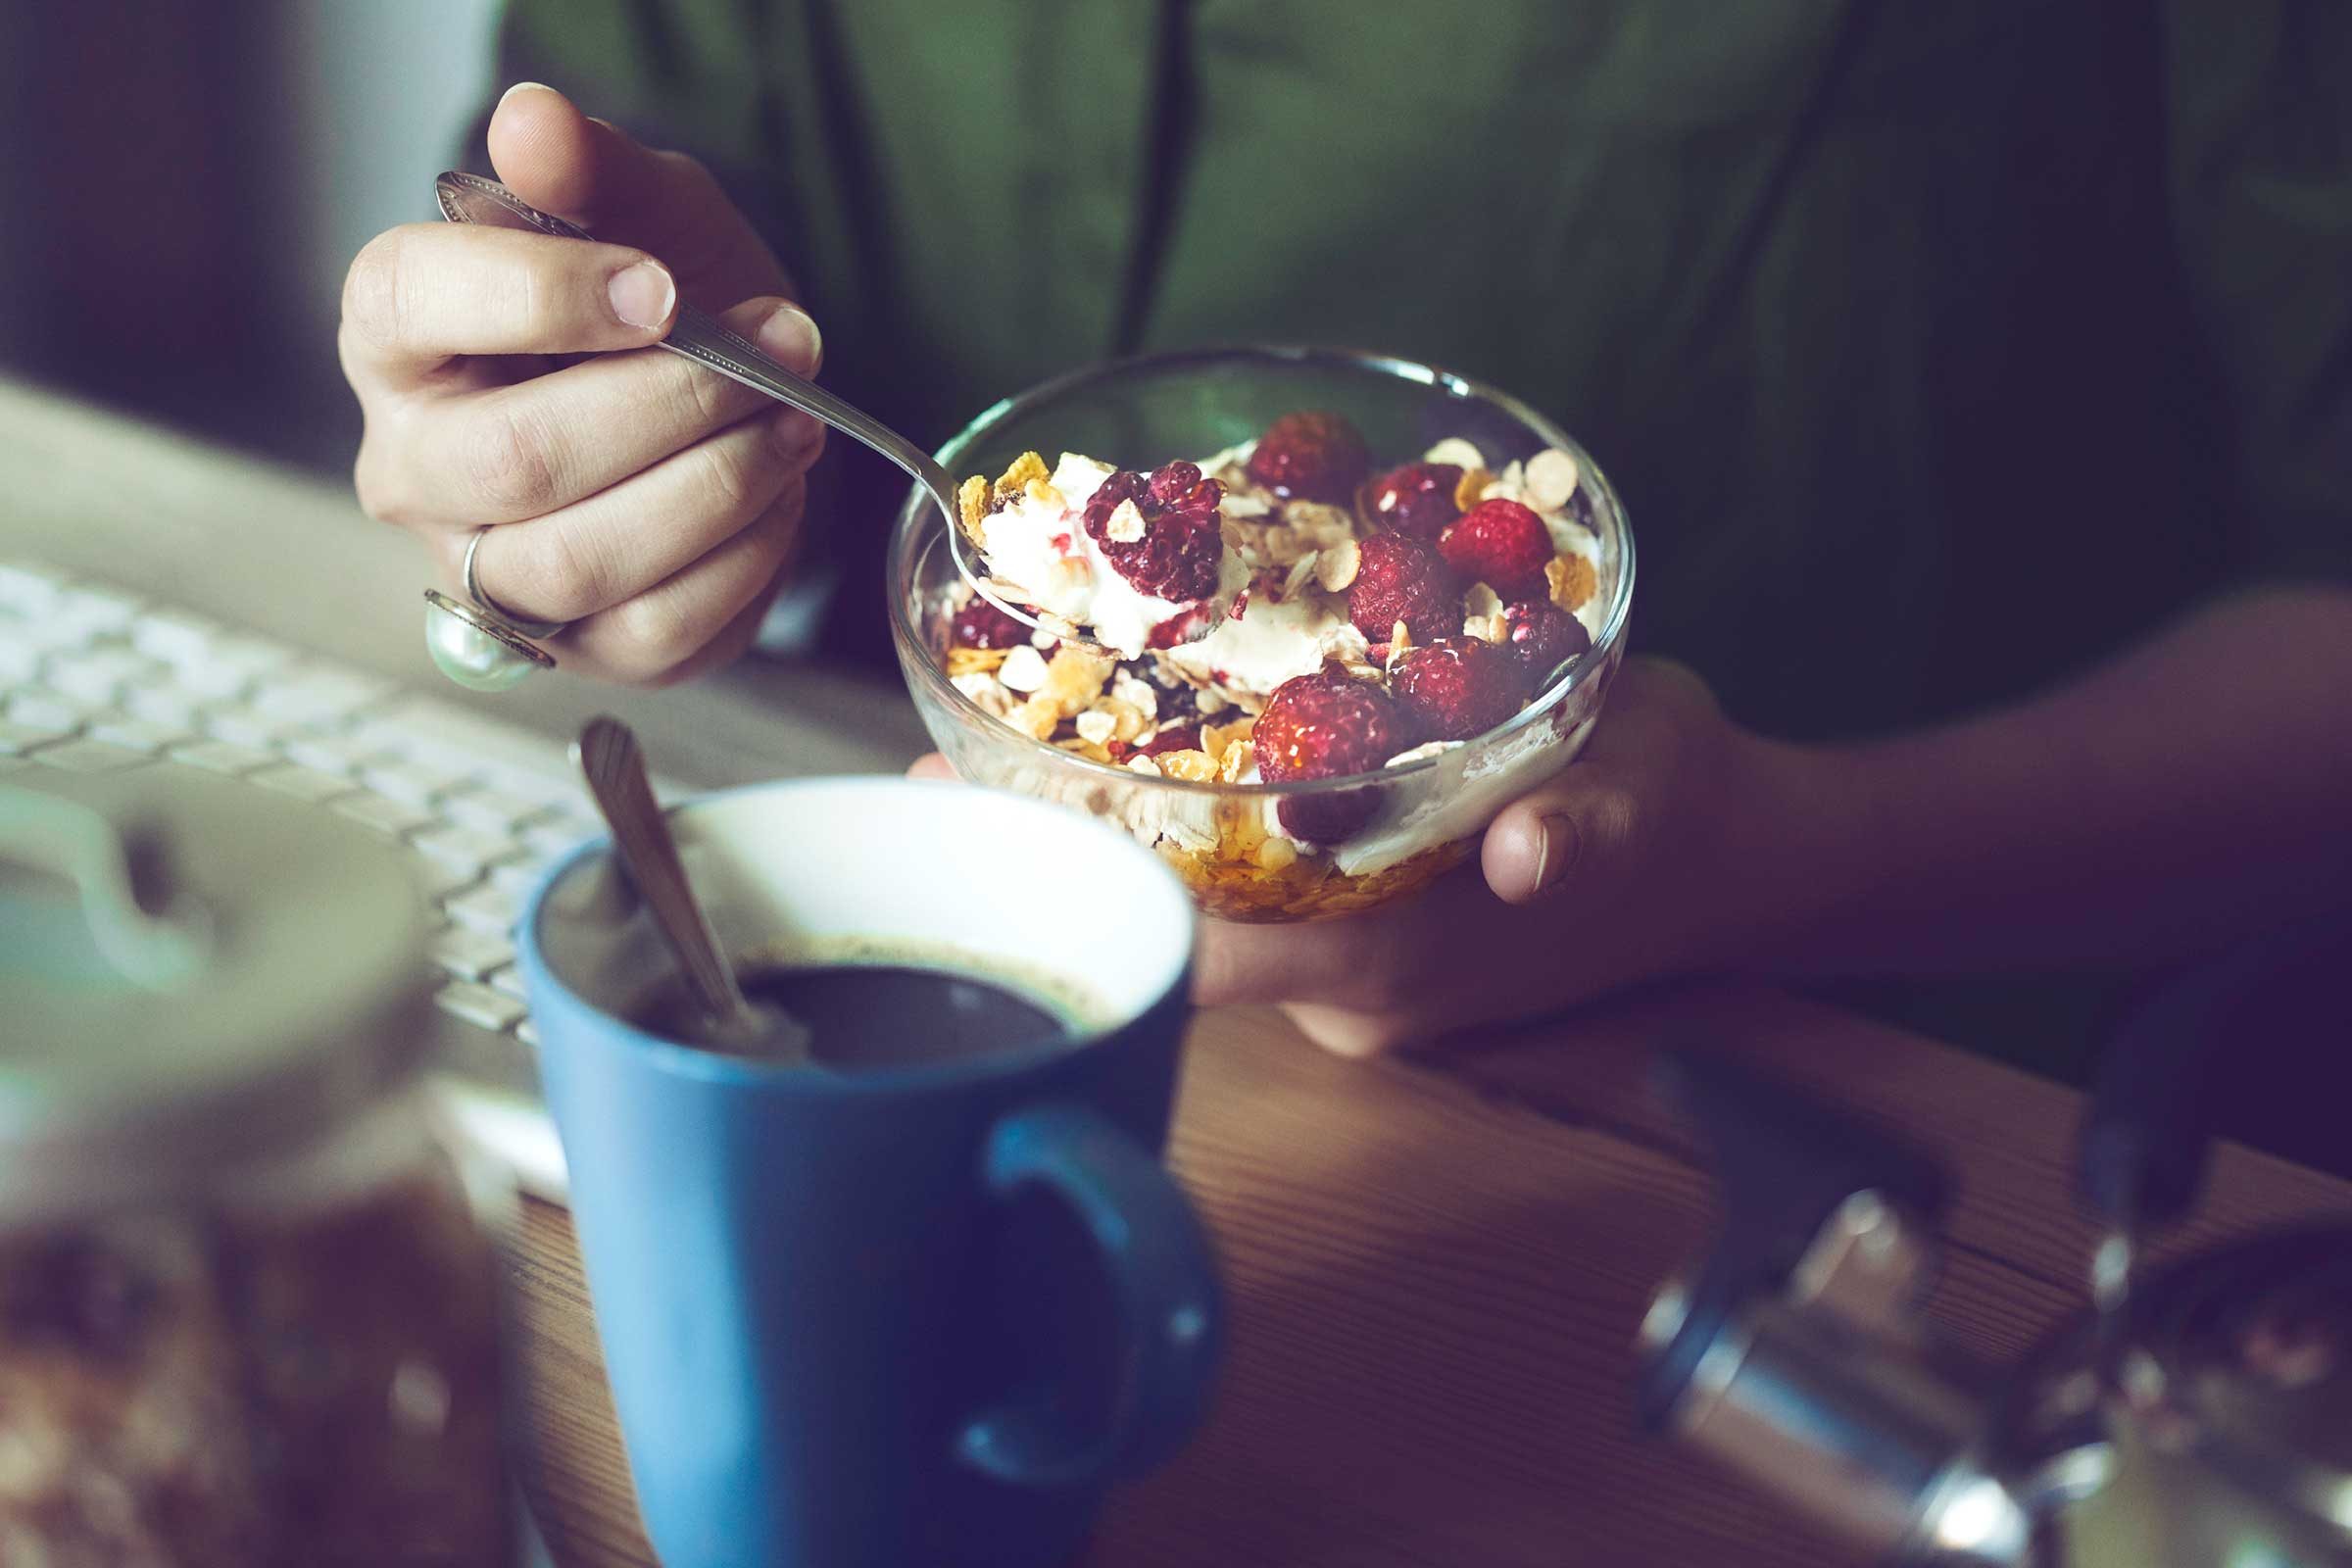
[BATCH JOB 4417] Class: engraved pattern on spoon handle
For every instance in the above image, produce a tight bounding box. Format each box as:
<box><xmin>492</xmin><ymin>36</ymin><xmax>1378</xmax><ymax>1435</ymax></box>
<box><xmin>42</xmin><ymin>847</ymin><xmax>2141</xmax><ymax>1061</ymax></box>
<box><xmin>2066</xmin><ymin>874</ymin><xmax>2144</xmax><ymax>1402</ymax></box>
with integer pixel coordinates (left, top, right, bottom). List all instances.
<box><xmin>662</xmin><ymin>304</ymin><xmax>961</xmax><ymax>517</ymax></box>
<box><xmin>573</xmin><ymin>716</ymin><xmax>750</xmax><ymax>1023</ymax></box>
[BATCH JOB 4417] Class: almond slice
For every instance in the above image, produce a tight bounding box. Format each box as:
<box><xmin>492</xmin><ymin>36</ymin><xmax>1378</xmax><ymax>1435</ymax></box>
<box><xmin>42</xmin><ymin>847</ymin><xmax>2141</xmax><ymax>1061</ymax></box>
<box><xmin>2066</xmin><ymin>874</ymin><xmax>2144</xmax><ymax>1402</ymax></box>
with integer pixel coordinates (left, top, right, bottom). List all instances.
<box><xmin>1281</xmin><ymin>552</ymin><xmax>1320</xmax><ymax>602</ymax></box>
<box><xmin>1524</xmin><ymin>448</ymin><xmax>1580</xmax><ymax>511</ymax></box>
<box><xmin>1314</xmin><ymin>535</ymin><xmax>1361</xmax><ymax>592</ymax></box>
<box><xmin>1217</xmin><ymin>739</ymin><xmax>1250</xmax><ymax>783</ymax></box>
<box><xmin>1128</xmin><ymin>755</ymin><xmax>1164</xmax><ymax>776</ymax></box>
<box><xmin>1073</xmin><ymin>709</ymin><xmax>1119</xmax><ymax>747</ymax></box>
<box><xmin>1104</xmin><ymin>498</ymin><xmax>1148</xmax><ymax>543</ymax></box>
<box><xmin>1424</xmin><ymin>437</ymin><xmax>1486</xmax><ymax>469</ymax></box>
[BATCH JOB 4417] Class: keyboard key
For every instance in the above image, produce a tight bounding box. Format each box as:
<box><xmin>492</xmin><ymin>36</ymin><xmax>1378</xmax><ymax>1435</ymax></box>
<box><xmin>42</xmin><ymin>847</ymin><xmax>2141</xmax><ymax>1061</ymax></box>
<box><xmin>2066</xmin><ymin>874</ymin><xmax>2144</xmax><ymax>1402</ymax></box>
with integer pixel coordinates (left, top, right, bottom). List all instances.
<box><xmin>4</xmin><ymin>692</ymin><xmax>94</xmax><ymax>732</ymax></box>
<box><xmin>248</xmin><ymin>762</ymin><xmax>359</xmax><ymax>804</ymax></box>
<box><xmin>250</xmin><ymin>668</ymin><xmax>393</xmax><ymax>725</ymax></box>
<box><xmin>0</xmin><ymin>719</ymin><xmax>71</xmax><ymax>757</ymax></box>
<box><xmin>32</xmin><ymin>738</ymin><xmax>151</xmax><ymax>773</ymax></box>
<box><xmin>404</xmin><ymin>853</ymin><xmax>481</xmax><ymax>900</ymax></box>
<box><xmin>518</xmin><ymin>819</ymin><xmax>593</xmax><ymax>860</ymax></box>
<box><xmin>488</xmin><ymin>859</ymin><xmax>547</xmax><ymax>899</ymax></box>
<box><xmin>122</xmin><ymin>685</ymin><xmax>218</xmax><ymax>728</ymax></box>
<box><xmin>52</xmin><ymin>586</ymin><xmax>142</xmax><ymax>634</ymax></box>
<box><xmin>430</xmin><ymin>926</ymin><xmax>515</xmax><ymax>982</ymax></box>
<box><xmin>437</xmin><ymin>788</ymin><xmax>546</xmax><ymax>835</ymax></box>
<box><xmin>48</xmin><ymin>648</ymin><xmax>167</xmax><ymax>707</ymax></box>
<box><xmin>280</xmin><ymin>730</ymin><xmax>389</xmax><ymax>777</ymax></box>
<box><xmin>443</xmin><ymin>881</ymin><xmax>521</xmax><ymax>937</ymax></box>
<box><xmin>332</xmin><ymin>791</ymin><xmax>439</xmax><ymax>839</ymax></box>
<box><xmin>129</xmin><ymin>609</ymin><xmax>227</xmax><ymax>665</ymax></box>
<box><xmin>88</xmin><ymin>716</ymin><xmax>197</xmax><ymax>754</ymax></box>
<box><xmin>0</xmin><ymin>562</ymin><xmax>63</xmax><ymax>614</ymax></box>
<box><xmin>204</xmin><ymin>709</ymin><xmax>307</xmax><ymax>750</ymax></box>
<box><xmin>412</xmin><ymin>826</ymin><xmax>521</xmax><ymax>877</ymax></box>
<box><xmin>168</xmin><ymin>739</ymin><xmax>278</xmax><ymax>775</ymax></box>
<box><xmin>0</xmin><ymin>625</ymin><xmax>44</xmax><ymax>684</ymax></box>
<box><xmin>174</xmin><ymin>637</ymin><xmax>288</xmax><ymax>700</ymax></box>
<box><xmin>435</xmin><ymin>980</ymin><xmax>528</xmax><ymax>1033</ymax></box>
<box><xmin>361</xmin><ymin>758</ymin><xmax>475</xmax><ymax>808</ymax></box>
<box><xmin>487</xmin><ymin>965</ymin><xmax>529</xmax><ymax>1001</ymax></box>
<box><xmin>362</xmin><ymin>697</ymin><xmax>576</xmax><ymax>786</ymax></box>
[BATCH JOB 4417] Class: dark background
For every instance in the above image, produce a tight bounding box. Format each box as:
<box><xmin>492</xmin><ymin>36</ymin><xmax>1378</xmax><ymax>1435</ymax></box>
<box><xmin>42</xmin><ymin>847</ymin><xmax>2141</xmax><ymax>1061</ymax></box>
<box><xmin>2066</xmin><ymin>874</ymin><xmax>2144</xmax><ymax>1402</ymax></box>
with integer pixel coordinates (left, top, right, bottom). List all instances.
<box><xmin>0</xmin><ymin>0</ymin><xmax>501</xmax><ymax>475</ymax></box>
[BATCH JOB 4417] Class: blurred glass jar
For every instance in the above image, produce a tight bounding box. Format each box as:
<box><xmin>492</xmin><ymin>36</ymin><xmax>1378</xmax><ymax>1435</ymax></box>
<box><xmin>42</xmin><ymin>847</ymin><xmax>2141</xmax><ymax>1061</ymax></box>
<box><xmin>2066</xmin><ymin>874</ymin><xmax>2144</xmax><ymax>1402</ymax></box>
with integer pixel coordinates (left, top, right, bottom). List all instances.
<box><xmin>0</xmin><ymin>771</ymin><xmax>512</xmax><ymax>1566</ymax></box>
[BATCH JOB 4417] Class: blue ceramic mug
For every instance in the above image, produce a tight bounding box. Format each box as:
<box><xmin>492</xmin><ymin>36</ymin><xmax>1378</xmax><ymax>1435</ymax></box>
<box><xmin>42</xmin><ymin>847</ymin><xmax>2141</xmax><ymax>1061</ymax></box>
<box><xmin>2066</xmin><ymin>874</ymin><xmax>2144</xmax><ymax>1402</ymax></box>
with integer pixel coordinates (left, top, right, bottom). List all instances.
<box><xmin>515</xmin><ymin>778</ymin><xmax>1221</xmax><ymax>1568</ymax></box>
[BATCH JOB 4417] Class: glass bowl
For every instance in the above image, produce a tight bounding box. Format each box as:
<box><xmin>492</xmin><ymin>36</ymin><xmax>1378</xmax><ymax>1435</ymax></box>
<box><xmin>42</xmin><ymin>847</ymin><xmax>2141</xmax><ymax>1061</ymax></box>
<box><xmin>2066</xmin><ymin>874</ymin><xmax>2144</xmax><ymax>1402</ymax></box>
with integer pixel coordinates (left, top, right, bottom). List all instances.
<box><xmin>887</xmin><ymin>346</ymin><xmax>1634</xmax><ymax>923</ymax></box>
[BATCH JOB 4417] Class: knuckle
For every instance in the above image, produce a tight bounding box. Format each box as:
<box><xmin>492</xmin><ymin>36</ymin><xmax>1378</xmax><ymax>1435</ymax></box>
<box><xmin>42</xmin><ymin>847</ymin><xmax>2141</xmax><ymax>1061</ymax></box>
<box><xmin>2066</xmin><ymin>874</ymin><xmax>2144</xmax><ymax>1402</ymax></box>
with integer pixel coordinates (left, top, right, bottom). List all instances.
<box><xmin>694</xmin><ymin>429</ymin><xmax>772</xmax><ymax>519</ymax></box>
<box><xmin>457</xmin><ymin>404</ymin><xmax>561</xmax><ymax>517</ymax></box>
<box><xmin>340</xmin><ymin>231</ymin><xmax>408</xmax><ymax>350</ymax></box>
<box><xmin>505</xmin><ymin>521</ymin><xmax>612</xmax><ymax>624</ymax></box>
<box><xmin>607</xmin><ymin>590</ymin><xmax>705</xmax><ymax>680</ymax></box>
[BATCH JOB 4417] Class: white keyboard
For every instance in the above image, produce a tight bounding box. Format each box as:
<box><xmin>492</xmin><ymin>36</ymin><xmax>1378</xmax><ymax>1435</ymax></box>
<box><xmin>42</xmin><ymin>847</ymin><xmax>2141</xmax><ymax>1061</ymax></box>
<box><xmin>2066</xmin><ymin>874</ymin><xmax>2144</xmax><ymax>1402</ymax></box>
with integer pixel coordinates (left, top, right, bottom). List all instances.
<box><xmin>0</xmin><ymin>557</ymin><xmax>670</xmax><ymax>1200</ymax></box>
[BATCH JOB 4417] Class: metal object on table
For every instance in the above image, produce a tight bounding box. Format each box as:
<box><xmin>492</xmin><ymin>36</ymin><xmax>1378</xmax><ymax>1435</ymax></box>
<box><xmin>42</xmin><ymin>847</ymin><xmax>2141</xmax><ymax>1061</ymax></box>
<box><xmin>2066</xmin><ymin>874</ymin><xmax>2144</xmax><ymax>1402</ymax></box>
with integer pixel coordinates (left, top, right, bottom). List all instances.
<box><xmin>422</xmin><ymin>172</ymin><xmax>997</xmax><ymax>692</ymax></box>
<box><xmin>1635</xmin><ymin>917</ymin><xmax>2352</xmax><ymax>1567</ymax></box>
<box><xmin>570</xmin><ymin>715</ymin><xmax>807</xmax><ymax>1058</ymax></box>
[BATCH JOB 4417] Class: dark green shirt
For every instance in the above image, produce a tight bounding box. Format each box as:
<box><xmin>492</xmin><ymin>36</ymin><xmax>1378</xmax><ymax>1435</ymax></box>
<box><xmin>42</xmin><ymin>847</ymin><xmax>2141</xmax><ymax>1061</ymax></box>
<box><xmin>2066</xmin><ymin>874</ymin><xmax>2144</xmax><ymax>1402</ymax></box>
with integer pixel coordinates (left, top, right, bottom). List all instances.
<box><xmin>496</xmin><ymin>1</ymin><xmax>2352</xmax><ymax>1069</ymax></box>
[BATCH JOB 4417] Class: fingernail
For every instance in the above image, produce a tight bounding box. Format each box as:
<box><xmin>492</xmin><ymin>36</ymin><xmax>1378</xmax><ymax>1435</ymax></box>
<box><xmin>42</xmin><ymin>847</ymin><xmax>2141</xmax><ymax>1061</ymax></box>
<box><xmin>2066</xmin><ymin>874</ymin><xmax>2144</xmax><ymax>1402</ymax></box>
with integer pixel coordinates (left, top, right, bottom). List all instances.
<box><xmin>1531</xmin><ymin>811</ymin><xmax>1580</xmax><ymax>899</ymax></box>
<box><xmin>498</xmin><ymin>81</ymin><xmax>554</xmax><ymax>109</ymax></box>
<box><xmin>758</xmin><ymin>304</ymin><xmax>822</xmax><ymax>372</ymax></box>
<box><xmin>607</xmin><ymin>261</ymin><xmax>674</xmax><ymax>328</ymax></box>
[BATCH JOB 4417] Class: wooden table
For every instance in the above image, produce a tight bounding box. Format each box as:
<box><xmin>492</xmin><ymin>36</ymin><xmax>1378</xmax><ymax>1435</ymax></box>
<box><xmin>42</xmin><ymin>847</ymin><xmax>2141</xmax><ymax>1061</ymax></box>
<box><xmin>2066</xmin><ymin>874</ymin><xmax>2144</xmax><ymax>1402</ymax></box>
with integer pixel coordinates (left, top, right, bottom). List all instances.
<box><xmin>504</xmin><ymin>985</ymin><xmax>2350</xmax><ymax>1566</ymax></box>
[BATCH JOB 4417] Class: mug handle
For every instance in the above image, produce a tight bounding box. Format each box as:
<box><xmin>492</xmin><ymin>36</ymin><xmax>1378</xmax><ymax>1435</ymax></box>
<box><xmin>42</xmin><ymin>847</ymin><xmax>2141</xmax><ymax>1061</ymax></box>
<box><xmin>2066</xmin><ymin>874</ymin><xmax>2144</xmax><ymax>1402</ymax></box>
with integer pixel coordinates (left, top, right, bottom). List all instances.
<box><xmin>956</xmin><ymin>1103</ymin><xmax>1224</xmax><ymax>1490</ymax></box>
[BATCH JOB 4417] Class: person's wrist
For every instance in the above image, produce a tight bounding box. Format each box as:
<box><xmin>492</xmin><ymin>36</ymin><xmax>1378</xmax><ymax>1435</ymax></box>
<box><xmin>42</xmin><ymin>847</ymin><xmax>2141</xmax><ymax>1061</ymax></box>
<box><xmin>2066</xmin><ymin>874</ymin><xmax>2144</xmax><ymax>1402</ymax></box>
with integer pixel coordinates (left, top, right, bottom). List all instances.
<box><xmin>1680</xmin><ymin>726</ymin><xmax>1853</xmax><ymax>978</ymax></box>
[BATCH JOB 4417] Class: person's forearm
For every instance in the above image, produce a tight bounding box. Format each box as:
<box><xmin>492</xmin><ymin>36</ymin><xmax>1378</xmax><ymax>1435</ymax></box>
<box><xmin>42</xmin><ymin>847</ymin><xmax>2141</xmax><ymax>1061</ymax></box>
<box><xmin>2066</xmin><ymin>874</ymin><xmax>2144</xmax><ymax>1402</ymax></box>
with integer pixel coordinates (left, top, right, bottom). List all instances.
<box><xmin>1733</xmin><ymin>585</ymin><xmax>2352</xmax><ymax>976</ymax></box>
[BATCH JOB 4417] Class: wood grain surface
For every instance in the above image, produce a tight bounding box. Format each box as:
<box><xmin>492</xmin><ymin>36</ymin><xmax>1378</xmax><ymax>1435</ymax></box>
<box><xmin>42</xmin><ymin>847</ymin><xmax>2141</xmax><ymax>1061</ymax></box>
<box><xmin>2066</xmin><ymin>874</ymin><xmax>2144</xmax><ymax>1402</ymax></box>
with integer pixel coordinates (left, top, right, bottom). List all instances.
<box><xmin>505</xmin><ymin>988</ymin><xmax>2351</xmax><ymax>1567</ymax></box>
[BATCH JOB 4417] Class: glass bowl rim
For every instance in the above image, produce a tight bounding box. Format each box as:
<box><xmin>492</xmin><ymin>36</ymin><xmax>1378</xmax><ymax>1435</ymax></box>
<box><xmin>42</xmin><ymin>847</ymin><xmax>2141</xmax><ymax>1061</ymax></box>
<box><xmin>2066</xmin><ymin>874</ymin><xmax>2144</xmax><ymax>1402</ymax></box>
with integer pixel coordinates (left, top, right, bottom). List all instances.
<box><xmin>886</xmin><ymin>343</ymin><xmax>1636</xmax><ymax>797</ymax></box>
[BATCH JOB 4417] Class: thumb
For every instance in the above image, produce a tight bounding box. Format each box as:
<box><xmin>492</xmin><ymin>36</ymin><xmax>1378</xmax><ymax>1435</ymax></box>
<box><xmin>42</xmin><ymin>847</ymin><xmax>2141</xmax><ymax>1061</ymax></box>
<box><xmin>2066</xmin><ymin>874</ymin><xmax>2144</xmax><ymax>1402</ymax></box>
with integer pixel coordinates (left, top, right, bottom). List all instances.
<box><xmin>1480</xmin><ymin>763</ymin><xmax>1642</xmax><ymax>906</ymax></box>
<box><xmin>486</xmin><ymin>82</ymin><xmax>789</xmax><ymax>307</ymax></box>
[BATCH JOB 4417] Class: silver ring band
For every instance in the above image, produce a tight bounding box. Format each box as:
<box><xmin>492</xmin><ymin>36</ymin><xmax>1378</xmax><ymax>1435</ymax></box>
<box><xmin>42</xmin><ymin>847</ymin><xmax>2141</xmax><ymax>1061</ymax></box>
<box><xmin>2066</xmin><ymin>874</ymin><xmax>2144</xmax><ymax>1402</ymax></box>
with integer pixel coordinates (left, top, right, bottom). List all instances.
<box><xmin>462</xmin><ymin>528</ymin><xmax>564</xmax><ymax>639</ymax></box>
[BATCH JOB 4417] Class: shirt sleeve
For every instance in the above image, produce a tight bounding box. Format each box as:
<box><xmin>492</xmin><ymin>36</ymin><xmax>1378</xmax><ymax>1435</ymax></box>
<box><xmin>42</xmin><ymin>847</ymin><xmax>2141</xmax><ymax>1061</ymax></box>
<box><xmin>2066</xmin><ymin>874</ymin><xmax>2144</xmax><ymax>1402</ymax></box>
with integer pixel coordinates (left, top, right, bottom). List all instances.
<box><xmin>2163</xmin><ymin>4</ymin><xmax>2352</xmax><ymax>586</ymax></box>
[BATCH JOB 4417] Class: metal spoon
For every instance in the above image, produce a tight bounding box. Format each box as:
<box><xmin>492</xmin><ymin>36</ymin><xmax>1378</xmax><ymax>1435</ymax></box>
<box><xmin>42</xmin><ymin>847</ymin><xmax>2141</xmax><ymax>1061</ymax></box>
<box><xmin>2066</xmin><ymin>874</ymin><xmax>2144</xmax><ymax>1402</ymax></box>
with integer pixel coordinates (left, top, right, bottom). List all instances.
<box><xmin>571</xmin><ymin>715</ymin><xmax>809</xmax><ymax>1060</ymax></box>
<box><xmin>422</xmin><ymin>172</ymin><xmax>1096</xmax><ymax>691</ymax></box>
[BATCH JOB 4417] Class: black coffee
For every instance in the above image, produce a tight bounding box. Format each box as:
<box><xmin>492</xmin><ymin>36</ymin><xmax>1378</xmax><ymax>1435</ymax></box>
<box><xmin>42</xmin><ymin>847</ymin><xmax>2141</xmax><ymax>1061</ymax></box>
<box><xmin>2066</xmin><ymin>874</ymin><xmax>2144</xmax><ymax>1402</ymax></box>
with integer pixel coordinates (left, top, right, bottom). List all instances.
<box><xmin>630</xmin><ymin>958</ymin><xmax>1077</xmax><ymax>1070</ymax></box>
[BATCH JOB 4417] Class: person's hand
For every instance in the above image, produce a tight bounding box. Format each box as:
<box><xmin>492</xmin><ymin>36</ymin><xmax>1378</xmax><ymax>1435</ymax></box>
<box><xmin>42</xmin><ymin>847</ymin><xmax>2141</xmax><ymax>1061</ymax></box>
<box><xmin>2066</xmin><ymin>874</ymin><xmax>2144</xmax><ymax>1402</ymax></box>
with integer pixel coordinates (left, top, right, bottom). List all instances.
<box><xmin>341</xmin><ymin>82</ymin><xmax>824</xmax><ymax>685</ymax></box>
<box><xmin>912</xmin><ymin>658</ymin><xmax>1800</xmax><ymax>1054</ymax></box>
<box><xmin>1195</xmin><ymin>659</ymin><xmax>1788</xmax><ymax>1054</ymax></box>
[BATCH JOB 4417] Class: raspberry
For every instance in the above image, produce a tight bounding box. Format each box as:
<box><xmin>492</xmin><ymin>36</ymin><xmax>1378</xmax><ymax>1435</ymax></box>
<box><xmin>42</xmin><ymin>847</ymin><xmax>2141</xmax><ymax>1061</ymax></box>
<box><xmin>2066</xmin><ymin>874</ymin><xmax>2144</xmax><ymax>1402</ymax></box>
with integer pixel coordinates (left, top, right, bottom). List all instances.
<box><xmin>949</xmin><ymin>596</ymin><xmax>1030</xmax><ymax>650</ymax></box>
<box><xmin>1361</xmin><ymin>463</ymin><xmax>1463</xmax><ymax>540</ymax></box>
<box><xmin>1253</xmin><ymin>668</ymin><xmax>1418</xmax><ymax>844</ymax></box>
<box><xmin>1499</xmin><ymin>600</ymin><xmax>1592</xmax><ymax>682</ymax></box>
<box><xmin>1390</xmin><ymin>637</ymin><xmax>1530</xmax><ymax>742</ymax></box>
<box><xmin>1348</xmin><ymin>533</ymin><xmax>1460</xmax><ymax>645</ymax></box>
<box><xmin>1439</xmin><ymin>499</ymin><xmax>1554</xmax><ymax>598</ymax></box>
<box><xmin>1146</xmin><ymin>604</ymin><xmax>1217</xmax><ymax>648</ymax></box>
<box><xmin>1083</xmin><ymin>461</ymin><xmax>1225</xmax><ymax>602</ymax></box>
<box><xmin>1246</xmin><ymin>411</ymin><xmax>1371</xmax><ymax>504</ymax></box>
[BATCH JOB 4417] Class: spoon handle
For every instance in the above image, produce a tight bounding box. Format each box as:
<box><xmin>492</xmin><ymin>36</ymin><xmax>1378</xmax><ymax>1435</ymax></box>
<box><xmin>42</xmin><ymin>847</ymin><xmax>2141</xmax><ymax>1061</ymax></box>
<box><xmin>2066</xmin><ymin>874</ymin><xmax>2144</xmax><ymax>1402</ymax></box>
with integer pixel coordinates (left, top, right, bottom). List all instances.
<box><xmin>663</xmin><ymin>303</ymin><xmax>960</xmax><ymax>515</ymax></box>
<box><xmin>573</xmin><ymin>715</ymin><xmax>753</xmax><ymax>1027</ymax></box>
